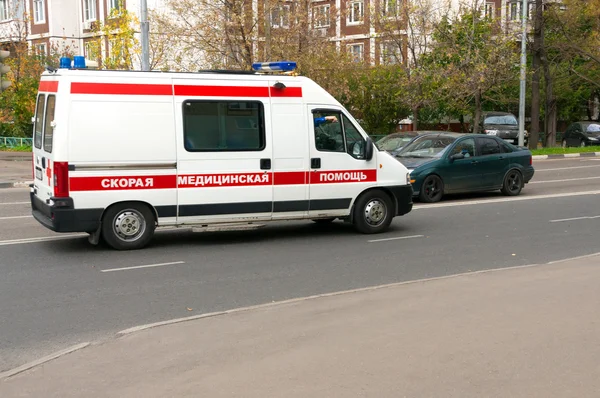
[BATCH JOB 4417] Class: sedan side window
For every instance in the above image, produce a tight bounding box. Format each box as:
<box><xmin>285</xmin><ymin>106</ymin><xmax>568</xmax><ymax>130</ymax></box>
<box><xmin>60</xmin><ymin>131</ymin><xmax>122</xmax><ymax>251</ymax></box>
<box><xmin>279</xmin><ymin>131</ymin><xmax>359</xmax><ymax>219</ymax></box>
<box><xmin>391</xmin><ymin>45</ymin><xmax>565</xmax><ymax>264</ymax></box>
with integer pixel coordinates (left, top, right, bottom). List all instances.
<box><xmin>478</xmin><ymin>137</ymin><xmax>502</xmax><ymax>156</ymax></box>
<box><xmin>450</xmin><ymin>138</ymin><xmax>475</xmax><ymax>158</ymax></box>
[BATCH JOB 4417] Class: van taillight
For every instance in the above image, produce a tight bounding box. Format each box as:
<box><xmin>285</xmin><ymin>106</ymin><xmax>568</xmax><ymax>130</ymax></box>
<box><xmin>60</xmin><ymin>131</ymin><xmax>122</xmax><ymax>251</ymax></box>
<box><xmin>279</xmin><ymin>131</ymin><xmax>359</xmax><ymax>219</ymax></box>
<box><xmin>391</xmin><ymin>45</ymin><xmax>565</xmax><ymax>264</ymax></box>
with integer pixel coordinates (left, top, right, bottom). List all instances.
<box><xmin>529</xmin><ymin>155</ymin><xmax>532</xmax><ymax>165</ymax></box>
<box><xmin>53</xmin><ymin>161</ymin><xmax>69</xmax><ymax>198</ymax></box>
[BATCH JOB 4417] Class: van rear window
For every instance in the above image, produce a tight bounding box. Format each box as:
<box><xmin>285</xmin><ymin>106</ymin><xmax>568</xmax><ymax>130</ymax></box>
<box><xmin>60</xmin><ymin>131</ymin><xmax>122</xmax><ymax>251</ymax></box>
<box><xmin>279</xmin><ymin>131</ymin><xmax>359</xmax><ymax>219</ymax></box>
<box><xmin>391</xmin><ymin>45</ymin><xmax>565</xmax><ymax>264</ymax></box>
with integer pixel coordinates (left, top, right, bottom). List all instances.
<box><xmin>43</xmin><ymin>95</ymin><xmax>56</xmax><ymax>153</ymax></box>
<box><xmin>183</xmin><ymin>101</ymin><xmax>265</xmax><ymax>152</ymax></box>
<box><xmin>34</xmin><ymin>94</ymin><xmax>45</xmax><ymax>149</ymax></box>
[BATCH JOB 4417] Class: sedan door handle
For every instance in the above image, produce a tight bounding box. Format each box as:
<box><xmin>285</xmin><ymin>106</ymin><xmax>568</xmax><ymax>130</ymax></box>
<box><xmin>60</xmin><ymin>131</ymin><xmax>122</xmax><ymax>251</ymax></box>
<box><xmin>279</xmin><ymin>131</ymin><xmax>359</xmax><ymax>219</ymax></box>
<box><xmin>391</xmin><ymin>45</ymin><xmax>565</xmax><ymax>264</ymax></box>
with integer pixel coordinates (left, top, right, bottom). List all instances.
<box><xmin>498</xmin><ymin>156</ymin><xmax>505</xmax><ymax>160</ymax></box>
<box><xmin>471</xmin><ymin>160</ymin><xmax>478</xmax><ymax>164</ymax></box>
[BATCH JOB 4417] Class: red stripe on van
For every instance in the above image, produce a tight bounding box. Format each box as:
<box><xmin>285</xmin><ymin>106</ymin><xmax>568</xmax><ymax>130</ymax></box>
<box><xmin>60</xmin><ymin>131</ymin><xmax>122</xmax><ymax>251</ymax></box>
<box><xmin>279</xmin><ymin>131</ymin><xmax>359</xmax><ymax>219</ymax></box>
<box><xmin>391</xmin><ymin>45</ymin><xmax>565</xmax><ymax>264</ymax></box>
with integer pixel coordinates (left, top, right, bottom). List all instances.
<box><xmin>70</xmin><ymin>175</ymin><xmax>177</xmax><ymax>191</ymax></box>
<box><xmin>269</xmin><ymin>87</ymin><xmax>303</xmax><ymax>97</ymax></box>
<box><xmin>174</xmin><ymin>85</ymin><xmax>270</xmax><ymax>97</ymax></box>
<box><xmin>70</xmin><ymin>83</ymin><xmax>174</xmax><ymax>96</ymax></box>
<box><xmin>39</xmin><ymin>81</ymin><xmax>59</xmax><ymax>93</ymax></box>
<box><xmin>273</xmin><ymin>171</ymin><xmax>307</xmax><ymax>185</ymax></box>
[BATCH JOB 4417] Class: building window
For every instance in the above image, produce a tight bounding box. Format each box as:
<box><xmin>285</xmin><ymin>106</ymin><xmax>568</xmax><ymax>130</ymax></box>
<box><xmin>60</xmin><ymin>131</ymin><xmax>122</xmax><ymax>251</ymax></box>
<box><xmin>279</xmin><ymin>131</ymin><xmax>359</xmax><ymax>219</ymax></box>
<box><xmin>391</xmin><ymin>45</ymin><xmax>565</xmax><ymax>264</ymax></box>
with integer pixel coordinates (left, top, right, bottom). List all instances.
<box><xmin>347</xmin><ymin>1</ymin><xmax>364</xmax><ymax>25</ymax></box>
<box><xmin>509</xmin><ymin>1</ymin><xmax>532</xmax><ymax>21</ymax></box>
<box><xmin>84</xmin><ymin>40</ymin><xmax>100</xmax><ymax>62</ymax></box>
<box><xmin>183</xmin><ymin>101</ymin><xmax>265</xmax><ymax>152</ymax></box>
<box><xmin>0</xmin><ymin>0</ymin><xmax>9</xmax><ymax>21</ymax></box>
<box><xmin>313</xmin><ymin>4</ymin><xmax>330</xmax><ymax>28</ymax></box>
<box><xmin>270</xmin><ymin>4</ymin><xmax>290</xmax><ymax>28</ymax></box>
<box><xmin>33</xmin><ymin>0</ymin><xmax>45</xmax><ymax>23</ymax></box>
<box><xmin>109</xmin><ymin>0</ymin><xmax>121</xmax><ymax>12</ymax></box>
<box><xmin>382</xmin><ymin>0</ymin><xmax>400</xmax><ymax>18</ymax></box>
<box><xmin>381</xmin><ymin>41</ymin><xmax>401</xmax><ymax>64</ymax></box>
<box><xmin>484</xmin><ymin>2</ymin><xmax>494</xmax><ymax>18</ymax></box>
<box><xmin>83</xmin><ymin>0</ymin><xmax>96</xmax><ymax>21</ymax></box>
<box><xmin>348</xmin><ymin>43</ymin><xmax>364</xmax><ymax>63</ymax></box>
<box><xmin>34</xmin><ymin>43</ymin><xmax>47</xmax><ymax>58</ymax></box>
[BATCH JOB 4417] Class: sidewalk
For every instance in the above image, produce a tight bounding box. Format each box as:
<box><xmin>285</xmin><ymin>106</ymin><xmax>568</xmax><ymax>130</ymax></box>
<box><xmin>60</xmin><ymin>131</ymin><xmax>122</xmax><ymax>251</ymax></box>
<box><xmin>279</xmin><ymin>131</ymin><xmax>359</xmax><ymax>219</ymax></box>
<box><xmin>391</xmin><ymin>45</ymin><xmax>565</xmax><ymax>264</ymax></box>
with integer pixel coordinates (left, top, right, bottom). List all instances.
<box><xmin>0</xmin><ymin>151</ymin><xmax>32</xmax><ymax>188</ymax></box>
<box><xmin>2</xmin><ymin>254</ymin><xmax>600</xmax><ymax>397</ymax></box>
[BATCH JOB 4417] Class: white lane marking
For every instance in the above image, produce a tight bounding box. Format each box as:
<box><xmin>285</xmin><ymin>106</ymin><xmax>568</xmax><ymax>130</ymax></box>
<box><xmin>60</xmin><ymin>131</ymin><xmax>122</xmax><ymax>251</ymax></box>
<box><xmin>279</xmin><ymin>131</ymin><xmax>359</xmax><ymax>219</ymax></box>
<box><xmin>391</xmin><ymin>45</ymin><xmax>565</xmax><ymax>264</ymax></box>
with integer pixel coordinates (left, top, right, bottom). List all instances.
<box><xmin>0</xmin><ymin>215</ymin><xmax>32</xmax><ymax>220</ymax></box>
<box><xmin>535</xmin><ymin>165</ymin><xmax>600</xmax><ymax>172</ymax></box>
<box><xmin>529</xmin><ymin>176</ymin><xmax>600</xmax><ymax>184</ymax></box>
<box><xmin>101</xmin><ymin>261</ymin><xmax>185</xmax><ymax>273</ymax></box>
<box><xmin>0</xmin><ymin>234</ymin><xmax>85</xmax><ymax>246</ymax></box>
<box><xmin>368</xmin><ymin>234</ymin><xmax>424</xmax><ymax>243</ymax></box>
<box><xmin>0</xmin><ymin>201</ymin><xmax>29</xmax><ymax>205</ymax></box>
<box><xmin>550</xmin><ymin>215</ymin><xmax>600</xmax><ymax>223</ymax></box>
<box><xmin>412</xmin><ymin>190</ymin><xmax>600</xmax><ymax>210</ymax></box>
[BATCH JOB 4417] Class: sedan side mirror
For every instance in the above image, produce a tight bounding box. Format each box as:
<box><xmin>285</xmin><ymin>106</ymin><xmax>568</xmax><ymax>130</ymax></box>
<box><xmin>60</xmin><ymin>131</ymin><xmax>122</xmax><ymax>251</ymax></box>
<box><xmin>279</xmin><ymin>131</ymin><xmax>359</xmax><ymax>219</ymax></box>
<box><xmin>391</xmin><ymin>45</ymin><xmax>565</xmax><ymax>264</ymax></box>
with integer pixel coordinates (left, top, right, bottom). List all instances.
<box><xmin>450</xmin><ymin>153</ymin><xmax>465</xmax><ymax>161</ymax></box>
<box><xmin>365</xmin><ymin>137</ymin><xmax>374</xmax><ymax>161</ymax></box>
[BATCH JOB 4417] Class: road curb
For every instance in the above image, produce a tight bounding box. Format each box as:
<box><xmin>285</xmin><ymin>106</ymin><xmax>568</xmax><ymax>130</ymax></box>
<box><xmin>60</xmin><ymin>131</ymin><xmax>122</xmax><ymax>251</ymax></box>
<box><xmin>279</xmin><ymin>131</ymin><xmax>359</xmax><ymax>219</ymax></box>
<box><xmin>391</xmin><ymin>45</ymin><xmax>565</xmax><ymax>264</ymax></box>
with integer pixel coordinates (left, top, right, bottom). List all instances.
<box><xmin>533</xmin><ymin>152</ymin><xmax>600</xmax><ymax>160</ymax></box>
<box><xmin>0</xmin><ymin>342</ymin><xmax>90</xmax><ymax>380</ymax></box>
<box><xmin>0</xmin><ymin>181</ymin><xmax>31</xmax><ymax>189</ymax></box>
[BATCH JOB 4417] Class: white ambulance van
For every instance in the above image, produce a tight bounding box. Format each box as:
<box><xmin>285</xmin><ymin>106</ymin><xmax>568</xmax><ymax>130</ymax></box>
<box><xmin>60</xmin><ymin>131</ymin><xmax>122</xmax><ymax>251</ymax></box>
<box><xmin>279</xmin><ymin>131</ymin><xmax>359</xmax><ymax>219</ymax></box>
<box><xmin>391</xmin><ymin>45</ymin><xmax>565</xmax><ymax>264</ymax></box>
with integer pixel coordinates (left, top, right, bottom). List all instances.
<box><xmin>30</xmin><ymin>59</ymin><xmax>413</xmax><ymax>250</ymax></box>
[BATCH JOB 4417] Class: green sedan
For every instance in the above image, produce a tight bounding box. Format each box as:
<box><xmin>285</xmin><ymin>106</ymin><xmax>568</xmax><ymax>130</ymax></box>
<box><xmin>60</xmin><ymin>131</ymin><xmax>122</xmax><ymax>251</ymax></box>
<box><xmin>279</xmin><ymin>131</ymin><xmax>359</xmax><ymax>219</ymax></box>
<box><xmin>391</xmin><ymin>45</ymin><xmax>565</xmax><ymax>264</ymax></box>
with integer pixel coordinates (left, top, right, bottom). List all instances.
<box><xmin>395</xmin><ymin>133</ymin><xmax>535</xmax><ymax>203</ymax></box>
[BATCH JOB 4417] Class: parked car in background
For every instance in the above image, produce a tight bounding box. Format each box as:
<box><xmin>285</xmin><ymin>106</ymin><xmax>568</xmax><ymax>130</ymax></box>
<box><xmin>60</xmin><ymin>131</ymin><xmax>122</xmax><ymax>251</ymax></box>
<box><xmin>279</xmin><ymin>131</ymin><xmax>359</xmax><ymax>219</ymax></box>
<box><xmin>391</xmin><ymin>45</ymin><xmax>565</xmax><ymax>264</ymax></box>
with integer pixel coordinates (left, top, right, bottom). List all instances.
<box><xmin>561</xmin><ymin>121</ymin><xmax>600</xmax><ymax>147</ymax></box>
<box><xmin>375</xmin><ymin>131</ymin><xmax>441</xmax><ymax>156</ymax></box>
<box><xmin>478</xmin><ymin>112</ymin><xmax>529</xmax><ymax>147</ymax></box>
<box><xmin>395</xmin><ymin>132</ymin><xmax>534</xmax><ymax>203</ymax></box>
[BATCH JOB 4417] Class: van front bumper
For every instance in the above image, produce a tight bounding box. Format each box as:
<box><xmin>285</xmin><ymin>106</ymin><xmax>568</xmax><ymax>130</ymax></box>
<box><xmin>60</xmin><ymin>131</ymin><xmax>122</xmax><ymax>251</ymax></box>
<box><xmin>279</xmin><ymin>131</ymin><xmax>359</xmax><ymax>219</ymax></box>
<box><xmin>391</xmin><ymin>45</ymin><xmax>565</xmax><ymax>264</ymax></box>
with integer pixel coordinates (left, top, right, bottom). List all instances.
<box><xmin>31</xmin><ymin>193</ymin><xmax>103</xmax><ymax>233</ymax></box>
<box><xmin>386</xmin><ymin>185</ymin><xmax>414</xmax><ymax>216</ymax></box>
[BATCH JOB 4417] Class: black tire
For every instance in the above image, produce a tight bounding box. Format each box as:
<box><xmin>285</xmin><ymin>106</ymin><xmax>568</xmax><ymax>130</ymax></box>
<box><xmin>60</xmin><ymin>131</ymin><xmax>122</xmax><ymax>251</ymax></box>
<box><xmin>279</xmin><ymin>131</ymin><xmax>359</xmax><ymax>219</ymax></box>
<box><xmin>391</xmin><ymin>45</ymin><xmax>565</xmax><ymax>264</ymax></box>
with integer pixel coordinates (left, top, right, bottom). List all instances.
<box><xmin>561</xmin><ymin>139</ymin><xmax>567</xmax><ymax>148</ymax></box>
<box><xmin>312</xmin><ymin>218</ymin><xmax>336</xmax><ymax>224</ymax></box>
<box><xmin>419</xmin><ymin>175</ymin><xmax>444</xmax><ymax>203</ymax></box>
<box><xmin>101</xmin><ymin>203</ymin><xmax>156</xmax><ymax>250</ymax></box>
<box><xmin>352</xmin><ymin>190</ymin><xmax>394</xmax><ymax>234</ymax></box>
<box><xmin>580</xmin><ymin>140</ymin><xmax>587</xmax><ymax>147</ymax></box>
<box><xmin>501</xmin><ymin>170</ymin><xmax>523</xmax><ymax>196</ymax></box>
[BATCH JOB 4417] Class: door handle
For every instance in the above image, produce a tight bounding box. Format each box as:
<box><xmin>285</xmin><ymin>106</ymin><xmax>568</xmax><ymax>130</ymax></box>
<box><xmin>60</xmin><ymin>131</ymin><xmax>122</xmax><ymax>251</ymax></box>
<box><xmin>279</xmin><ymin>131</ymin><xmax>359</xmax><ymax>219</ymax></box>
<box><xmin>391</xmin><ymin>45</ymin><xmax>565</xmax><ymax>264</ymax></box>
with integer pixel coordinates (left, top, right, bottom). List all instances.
<box><xmin>41</xmin><ymin>157</ymin><xmax>46</xmax><ymax>168</ymax></box>
<box><xmin>470</xmin><ymin>160</ymin><xmax>478</xmax><ymax>164</ymax></box>
<box><xmin>260</xmin><ymin>158</ymin><xmax>271</xmax><ymax>170</ymax></box>
<box><xmin>498</xmin><ymin>156</ymin><xmax>504</xmax><ymax>160</ymax></box>
<box><xmin>311</xmin><ymin>158</ymin><xmax>321</xmax><ymax>169</ymax></box>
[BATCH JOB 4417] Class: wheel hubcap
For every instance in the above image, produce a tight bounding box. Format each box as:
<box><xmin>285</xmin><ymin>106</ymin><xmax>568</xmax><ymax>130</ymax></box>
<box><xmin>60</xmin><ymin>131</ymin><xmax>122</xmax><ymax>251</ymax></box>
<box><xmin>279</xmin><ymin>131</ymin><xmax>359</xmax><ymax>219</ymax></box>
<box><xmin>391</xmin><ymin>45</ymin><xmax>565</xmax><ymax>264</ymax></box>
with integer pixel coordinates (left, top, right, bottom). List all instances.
<box><xmin>426</xmin><ymin>180</ymin><xmax>439</xmax><ymax>198</ymax></box>
<box><xmin>364</xmin><ymin>199</ymin><xmax>386</xmax><ymax>226</ymax></box>
<box><xmin>508</xmin><ymin>173</ymin><xmax>521</xmax><ymax>192</ymax></box>
<box><xmin>113</xmin><ymin>210</ymin><xmax>146</xmax><ymax>242</ymax></box>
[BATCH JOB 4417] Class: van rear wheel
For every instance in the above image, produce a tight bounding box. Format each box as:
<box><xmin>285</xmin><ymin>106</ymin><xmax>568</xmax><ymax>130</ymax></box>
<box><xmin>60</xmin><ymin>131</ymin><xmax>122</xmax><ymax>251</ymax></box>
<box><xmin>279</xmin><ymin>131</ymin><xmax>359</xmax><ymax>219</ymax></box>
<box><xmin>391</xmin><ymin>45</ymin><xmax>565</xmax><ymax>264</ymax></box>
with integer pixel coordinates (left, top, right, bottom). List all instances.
<box><xmin>353</xmin><ymin>190</ymin><xmax>394</xmax><ymax>234</ymax></box>
<box><xmin>101</xmin><ymin>203</ymin><xmax>155</xmax><ymax>250</ymax></box>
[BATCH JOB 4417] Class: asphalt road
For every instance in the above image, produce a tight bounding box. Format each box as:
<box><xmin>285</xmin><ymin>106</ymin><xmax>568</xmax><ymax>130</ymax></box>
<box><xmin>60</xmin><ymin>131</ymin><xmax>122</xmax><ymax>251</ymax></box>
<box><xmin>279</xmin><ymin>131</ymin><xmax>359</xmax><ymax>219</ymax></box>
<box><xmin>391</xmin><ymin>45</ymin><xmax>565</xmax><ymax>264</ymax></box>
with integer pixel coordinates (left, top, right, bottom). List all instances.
<box><xmin>0</xmin><ymin>157</ymin><xmax>599</xmax><ymax>372</ymax></box>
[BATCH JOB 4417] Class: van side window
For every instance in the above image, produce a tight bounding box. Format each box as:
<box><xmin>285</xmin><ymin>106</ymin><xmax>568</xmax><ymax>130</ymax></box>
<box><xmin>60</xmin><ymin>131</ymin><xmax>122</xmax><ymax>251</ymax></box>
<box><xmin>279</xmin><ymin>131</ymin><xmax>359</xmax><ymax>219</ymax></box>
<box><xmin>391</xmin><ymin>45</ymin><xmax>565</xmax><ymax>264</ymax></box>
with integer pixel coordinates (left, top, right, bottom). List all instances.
<box><xmin>43</xmin><ymin>95</ymin><xmax>56</xmax><ymax>153</ymax></box>
<box><xmin>34</xmin><ymin>94</ymin><xmax>45</xmax><ymax>149</ymax></box>
<box><xmin>183</xmin><ymin>101</ymin><xmax>265</xmax><ymax>152</ymax></box>
<box><xmin>313</xmin><ymin>110</ymin><xmax>345</xmax><ymax>152</ymax></box>
<box><xmin>341</xmin><ymin>114</ymin><xmax>366</xmax><ymax>159</ymax></box>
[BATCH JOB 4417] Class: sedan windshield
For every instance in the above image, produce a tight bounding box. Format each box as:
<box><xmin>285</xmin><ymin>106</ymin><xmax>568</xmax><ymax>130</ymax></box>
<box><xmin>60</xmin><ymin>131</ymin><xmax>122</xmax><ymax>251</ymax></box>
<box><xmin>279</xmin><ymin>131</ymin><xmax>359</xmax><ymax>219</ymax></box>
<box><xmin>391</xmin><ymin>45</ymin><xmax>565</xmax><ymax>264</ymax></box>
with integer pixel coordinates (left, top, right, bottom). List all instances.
<box><xmin>585</xmin><ymin>123</ymin><xmax>600</xmax><ymax>134</ymax></box>
<box><xmin>484</xmin><ymin>115</ymin><xmax>518</xmax><ymax>125</ymax></box>
<box><xmin>376</xmin><ymin>135</ymin><xmax>415</xmax><ymax>151</ymax></box>
<box><xmin>396</xmin><ymin>136</ymin><xmax>456</xmax><ymax>158</ymax></box>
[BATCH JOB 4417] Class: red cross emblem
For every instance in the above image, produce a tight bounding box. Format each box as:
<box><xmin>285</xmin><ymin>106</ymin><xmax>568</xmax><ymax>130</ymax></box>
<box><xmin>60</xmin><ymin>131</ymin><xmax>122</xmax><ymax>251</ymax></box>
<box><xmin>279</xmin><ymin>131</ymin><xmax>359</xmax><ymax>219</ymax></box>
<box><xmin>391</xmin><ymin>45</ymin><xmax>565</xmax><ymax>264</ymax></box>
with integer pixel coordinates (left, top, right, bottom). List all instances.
<box><xmin>46</xmin><ymin>160</ymin><xmax>52</xmax><ymax>186</ymax></box>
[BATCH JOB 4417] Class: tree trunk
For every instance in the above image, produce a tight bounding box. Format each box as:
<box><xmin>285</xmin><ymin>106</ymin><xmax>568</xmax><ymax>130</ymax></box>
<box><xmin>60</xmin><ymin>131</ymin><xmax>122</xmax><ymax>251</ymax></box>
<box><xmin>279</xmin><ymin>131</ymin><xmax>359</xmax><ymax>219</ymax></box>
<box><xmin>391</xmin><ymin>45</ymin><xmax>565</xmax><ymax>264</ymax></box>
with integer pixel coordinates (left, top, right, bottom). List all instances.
<box><xmin>472</xmin><ymin>89</ymin><xmax>482</xmax><ymax>134</ymax></box>
<box><xmin>412</xmin><ymin>105</ymin><xmax>419</xmax><ymax>131</ymax></box>
<box><xmin>541</xmin><ymin>47</ymin><xmax>556</xmax><ymax>147</ymax></box>
<box><xmin>530</xmin><ymin>0</ymin><xmax>543</xmax><ymax>149</ymax></box>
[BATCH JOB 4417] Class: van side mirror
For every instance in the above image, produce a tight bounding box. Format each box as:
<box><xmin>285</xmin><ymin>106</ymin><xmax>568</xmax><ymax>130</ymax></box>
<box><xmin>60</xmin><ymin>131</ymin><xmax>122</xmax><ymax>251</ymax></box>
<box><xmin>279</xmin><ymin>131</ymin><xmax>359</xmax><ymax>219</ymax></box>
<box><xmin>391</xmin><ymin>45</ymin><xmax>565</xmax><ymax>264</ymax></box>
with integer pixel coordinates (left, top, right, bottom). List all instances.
<box><xmin>365</xmin><ymin>137</ymin><xmax>374</xmax><ymax>161</ymax></box>
<box><xmin>450</xmin><ymin>153</ymin><xmax>464</xmax><ymax>161</ymax></box>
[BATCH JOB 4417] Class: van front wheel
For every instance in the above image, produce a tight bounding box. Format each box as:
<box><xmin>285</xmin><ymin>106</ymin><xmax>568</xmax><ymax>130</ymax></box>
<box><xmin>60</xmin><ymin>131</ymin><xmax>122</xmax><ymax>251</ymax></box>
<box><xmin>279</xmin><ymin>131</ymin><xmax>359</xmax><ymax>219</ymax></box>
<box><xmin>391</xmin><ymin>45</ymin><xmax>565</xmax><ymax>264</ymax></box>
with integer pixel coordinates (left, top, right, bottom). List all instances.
<box><xmin>101</xmin><ymin>203</ymin><xmax>156</xmax><ymax>250</ymax></box>
<box><xmin>353</xmin><ymin>190</ymin><xmax>394</xmax><ymax>234</ymax></box>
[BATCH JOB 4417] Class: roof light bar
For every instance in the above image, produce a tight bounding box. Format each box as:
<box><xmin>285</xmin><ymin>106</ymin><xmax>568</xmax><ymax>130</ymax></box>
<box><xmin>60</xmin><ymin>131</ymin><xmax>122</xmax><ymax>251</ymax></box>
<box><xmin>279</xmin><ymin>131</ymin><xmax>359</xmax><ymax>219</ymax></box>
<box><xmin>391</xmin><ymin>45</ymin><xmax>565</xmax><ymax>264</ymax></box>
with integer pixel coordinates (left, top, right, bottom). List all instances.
<box><xmin>252</xmin><ymin>61</ymin><xmax>297</xmax><ymax>72</ymax></box>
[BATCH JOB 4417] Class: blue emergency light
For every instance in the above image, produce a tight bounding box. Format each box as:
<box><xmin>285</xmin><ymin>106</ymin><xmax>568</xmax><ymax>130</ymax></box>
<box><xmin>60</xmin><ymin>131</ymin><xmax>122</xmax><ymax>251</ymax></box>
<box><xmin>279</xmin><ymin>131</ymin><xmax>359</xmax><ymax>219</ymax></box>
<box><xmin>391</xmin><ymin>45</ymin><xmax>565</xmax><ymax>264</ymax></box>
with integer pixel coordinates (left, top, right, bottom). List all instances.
<box><xmin>58</xmin><ymin>56</ymin><xmax>87</xmax><ymax>69</ymax></box>
<box><xmin>252</xmin><ymin>61</ymin><xmax>297</xmax><ymax>72</ymax></box>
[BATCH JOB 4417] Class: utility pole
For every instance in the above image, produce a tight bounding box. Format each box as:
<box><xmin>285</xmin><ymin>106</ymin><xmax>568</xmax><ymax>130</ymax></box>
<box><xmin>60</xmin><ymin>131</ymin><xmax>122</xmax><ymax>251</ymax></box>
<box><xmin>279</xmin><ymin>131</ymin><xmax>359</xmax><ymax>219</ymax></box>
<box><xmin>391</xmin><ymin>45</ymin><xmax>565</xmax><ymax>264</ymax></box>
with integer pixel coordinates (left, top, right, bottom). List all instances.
<box><xmin>140</xmin><ymin>0</ymin><xmax>150</xmax><ymax>71</ymax></box>
<box><xmin>518</xmin><ymin>0</ymin><xmax>528</xmax><ymax>147</ymax></box>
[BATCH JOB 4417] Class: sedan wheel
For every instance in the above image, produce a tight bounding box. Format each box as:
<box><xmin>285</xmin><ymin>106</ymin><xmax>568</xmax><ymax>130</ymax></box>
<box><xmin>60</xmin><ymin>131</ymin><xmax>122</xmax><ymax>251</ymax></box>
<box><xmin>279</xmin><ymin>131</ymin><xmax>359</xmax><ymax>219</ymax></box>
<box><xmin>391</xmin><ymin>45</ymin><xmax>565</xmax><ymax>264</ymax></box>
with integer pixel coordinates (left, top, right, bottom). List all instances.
<box><xmin>562</xmin><ymin>139</ymin><xmax>567</xmax><ymax>148</ymax></box>
<box><xmin>419</xmin><ymin>175</ymin><xmax>444</xmax><ymax>203</ymax></box>
<box><xmin>580</xmin><ymin>140</ymin><xmax>586</xmax><ymax>147</ymax></box>
<box><xmin>501</xmin><ymin>170</ymin><xmax>523</xmax><ymax>196</ymax></box>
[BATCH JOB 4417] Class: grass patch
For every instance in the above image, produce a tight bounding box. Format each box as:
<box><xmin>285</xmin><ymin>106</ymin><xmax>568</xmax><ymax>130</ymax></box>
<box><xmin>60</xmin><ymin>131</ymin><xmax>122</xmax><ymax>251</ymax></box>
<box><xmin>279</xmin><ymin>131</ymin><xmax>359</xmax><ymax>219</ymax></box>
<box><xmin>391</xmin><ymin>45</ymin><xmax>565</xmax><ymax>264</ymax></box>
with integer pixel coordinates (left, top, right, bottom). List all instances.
<box><xmin>531</xmin><ymin>146</ymin><xmax>600</xmax><ymax>155</ymax></box>
<box><xmin>0</xmin><ymin>145</ymin><xmax>32</xmax><ymax>152</ymax></box>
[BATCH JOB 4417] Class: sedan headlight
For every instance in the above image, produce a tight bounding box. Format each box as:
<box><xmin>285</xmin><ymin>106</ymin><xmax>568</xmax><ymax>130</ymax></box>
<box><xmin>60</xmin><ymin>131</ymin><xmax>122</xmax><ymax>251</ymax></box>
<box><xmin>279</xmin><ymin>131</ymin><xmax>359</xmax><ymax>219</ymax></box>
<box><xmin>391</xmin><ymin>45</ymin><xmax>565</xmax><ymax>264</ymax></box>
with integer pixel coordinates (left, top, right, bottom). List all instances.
<box><xmin>406</xmin><ymin>172</ymin><xmax>411</xmax><ymax>185</ymax></box>
<box><xmin>589</xmin><ymin>137</ymin><xmax>599</xmax><ymax>142</ymax></box>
